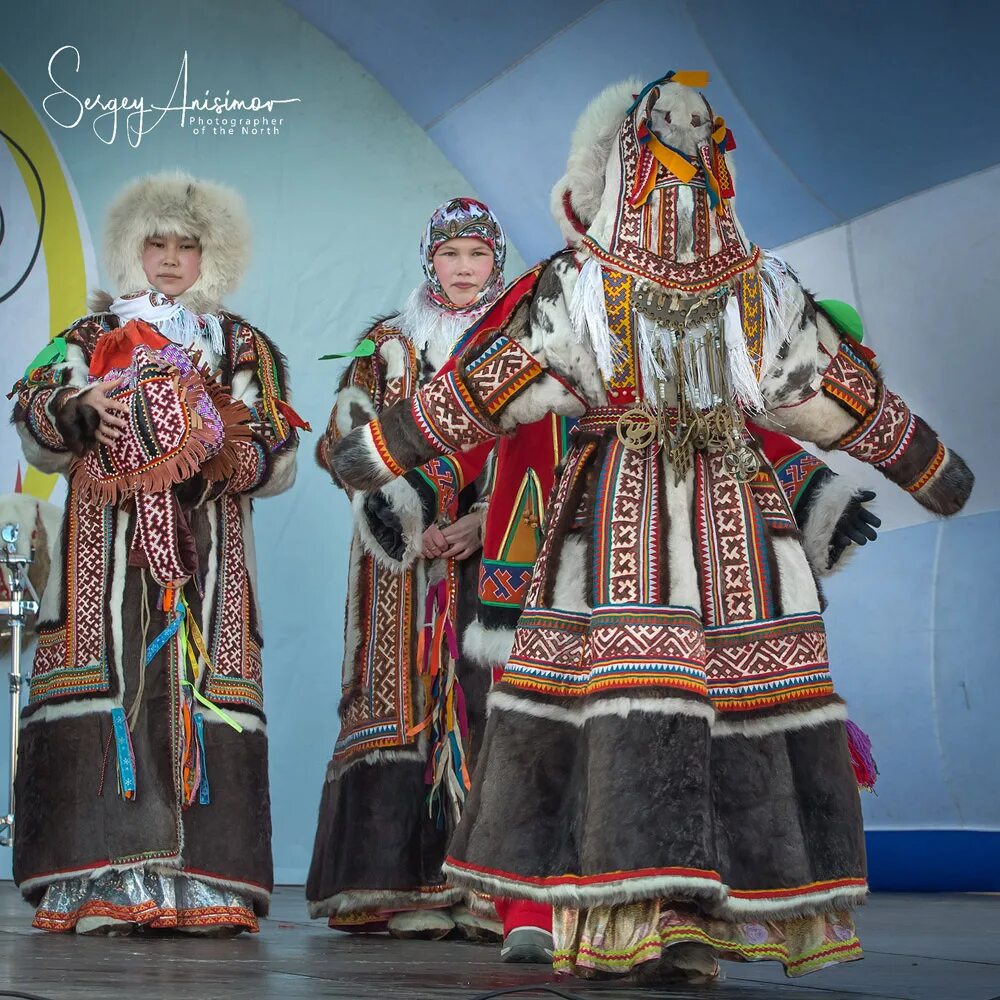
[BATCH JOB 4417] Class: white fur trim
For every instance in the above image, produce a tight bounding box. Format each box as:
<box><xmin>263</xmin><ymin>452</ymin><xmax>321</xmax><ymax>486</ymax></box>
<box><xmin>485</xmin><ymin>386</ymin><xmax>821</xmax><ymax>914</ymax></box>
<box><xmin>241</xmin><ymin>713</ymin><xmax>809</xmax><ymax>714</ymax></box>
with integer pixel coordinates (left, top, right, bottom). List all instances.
<box><xmin>35</xmin><ymin>511</ymin><xmax>64</xmax><ymax>624</ymax></box>
<box><xmin>499</xmin><ymin>374</ymin><xmax>586</xmax><ymax>430</ymax></box>
<box><xmin>201</xmin><ymin>504</ymin><xmax>219</xmax><ymax>645</ymax></box>
<box><xmin>462</xmin><ymin>620</ymin><xmax>515</xmax><ymax>668</ymax></box>
<box><xmin>712</xmin><ymin>701</ymin><xmax>848</xmax><ymax>738</ymax></box>
<box><xmin>443</xmin><ymin>861</ymin><xmax>867</xmax><ymax>918</ymax></box>
<box><xmin>326</xmin><ymin>745</ymin><xmax>425</xmax><ymax>782</ymax></box>
<box><xmin>18</xmin><ymin>855</ymin><xmax>181</xmax><ymax>899</ymax></box>
<box><xmin>21</xmin><ymin>697</ymin><xmax>122</xmax><ymax>726</ymax></box>
<box><xmin>710</xmin><ymin>884</ymin><xmax>869</xmax><ymax>921</ymax></box>
<box><xmin>230</xmin><ymin>368</ymin><xmax>258</xmax><ymax>407</ymax></box>
<box><xmin>665</xmin><ymin>469</ymin><xmax>702</xmax><ymax>612</ymax></box>
<box><xmin>333</xmin><ymin>385</ymin><xmax>377</xmax><ymax>440</ymax></box>
<box><xmin>103</xmin><ymin>171</ymin><xmax>250</xmax><ymax>314</ymax></box>
<box><xmin>550</xmin><ymin>535</ymin><xmax>590</xmax><ymax>612</ymax></box>
<box><xmin>308</xmin><ymin>885</ymin><xmax>463</xmax><ymax>919</ymax></box>
<box><xmin>200</xmin><ymin>708</ymin><xmax>267</xmax><ymax>734</ymax></box>
<box><xmin>486</xmin><ymin>689</ymin><xmax>715</xmax><ymax>726</ymax></box>
<box><xmin>800</xmin><ymin>473</ymin><xmax>864</xmax><ymax>577</ymax></box>
<box><xmin>15</xmin><ymin>424</ymin><xmax>71</xmax><ymax>475</ymax></box>
<box><xmin>550</xmin><ymin>78</ymin><xmax>643</xmax><ymax>241</ymax></box>
<box><xmin>443</xmin><ymin>863</ymin><xmax>722</xmax><ymax>911</ymax></box>
<box><xmin>351</xmin><ymin>475</ymin><xmax>426</xmax><ymax>572</ymax></box>
<box><xmin>397</xmin><ymin>284</ymin><xmax>490</xmax><ymax>360</ymax></box>
<box><xmin>772</xmin><ymin>535</ymin><xmax>821</xmax><ymax>616</ymax></box>
<box><xmin>109</xmin><ymin>507</ymin><xmax>130</xmax><ymax>701</ymax></box>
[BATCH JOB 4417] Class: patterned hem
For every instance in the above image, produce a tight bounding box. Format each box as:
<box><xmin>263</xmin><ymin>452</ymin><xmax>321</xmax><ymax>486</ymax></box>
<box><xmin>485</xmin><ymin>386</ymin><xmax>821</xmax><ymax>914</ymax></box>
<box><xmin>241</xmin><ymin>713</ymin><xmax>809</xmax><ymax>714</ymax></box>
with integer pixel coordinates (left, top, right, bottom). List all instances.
<box><xmin>34</xmin><ymin>902</ymin><xmax>259</xmax><ymax>933</ymax></box>
<box><xmin>32</xmin><ymin>870</ymin><xmax>259</xmax><ymax>934</ymax></box>
<box><xmin>553</xmin><ymin>902</ymin><xmax>862</xmax><ymax>978</ymax></box>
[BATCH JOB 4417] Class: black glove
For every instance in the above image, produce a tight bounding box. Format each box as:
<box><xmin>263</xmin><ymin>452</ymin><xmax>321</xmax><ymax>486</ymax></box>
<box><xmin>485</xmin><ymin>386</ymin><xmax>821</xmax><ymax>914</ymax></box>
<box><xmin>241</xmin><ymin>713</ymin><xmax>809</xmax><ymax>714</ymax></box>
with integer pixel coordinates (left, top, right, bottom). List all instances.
<box><xmin>830</xmin><ymin>489</ymin><xmax>881</xmax><ymax>565</ymax></box>
<box><xmin>363</xmin><ymin>490</ymin><xmax>406</xmax><ymax>562</ymax></box>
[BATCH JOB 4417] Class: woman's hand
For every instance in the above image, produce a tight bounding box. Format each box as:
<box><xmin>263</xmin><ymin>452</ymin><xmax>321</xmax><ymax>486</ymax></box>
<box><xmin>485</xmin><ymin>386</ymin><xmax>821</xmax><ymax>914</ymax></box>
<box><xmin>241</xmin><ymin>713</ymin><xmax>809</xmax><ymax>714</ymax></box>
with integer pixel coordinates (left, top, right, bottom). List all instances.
<box><xmin>421</xmin><ymin>513</ymin><xmax>483</xmax><ymax>560</ymax></box>
<box><xmin>421</xmin><ymin>523</ymin><xmax>449</xmax><ymax>559</ymax></box>
<box><xmin>439</xmin><ymin>513</ymin><xmax>483</xmax><ymax>561</ymax></box>
<box><xmin>80</xmin><ymin>378</ymin><xmax>130</xmax><ymax>447</ymax></box>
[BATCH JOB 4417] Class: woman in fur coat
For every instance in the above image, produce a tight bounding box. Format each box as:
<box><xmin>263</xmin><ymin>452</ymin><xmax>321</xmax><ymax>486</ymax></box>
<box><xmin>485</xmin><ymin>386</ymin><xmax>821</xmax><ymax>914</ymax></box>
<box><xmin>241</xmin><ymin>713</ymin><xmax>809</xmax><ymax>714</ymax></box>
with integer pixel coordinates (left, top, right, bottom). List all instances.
<box><xmin>10</xmin><ymin>172</ymin><xmax>300</xmax><ymax>934</ymax></box>
<box><xmin>306</xmin><ymin>198</ymin><xmax>505</xmax><ymax>941</ymax></box>
<box><xmin>329</xmin><ymin>75</ymin><xmax>973</xmax><ymax>982</ymax></box>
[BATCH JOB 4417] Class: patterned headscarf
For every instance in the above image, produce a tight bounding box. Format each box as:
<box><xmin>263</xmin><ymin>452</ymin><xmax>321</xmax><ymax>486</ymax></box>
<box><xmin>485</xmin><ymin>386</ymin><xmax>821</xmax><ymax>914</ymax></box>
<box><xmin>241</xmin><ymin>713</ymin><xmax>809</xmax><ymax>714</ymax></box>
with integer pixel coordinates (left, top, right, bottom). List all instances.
<box><xmin>419</xmin><ymin>198</ymin><xmax>506</xmax><ymax>312</ymax></box>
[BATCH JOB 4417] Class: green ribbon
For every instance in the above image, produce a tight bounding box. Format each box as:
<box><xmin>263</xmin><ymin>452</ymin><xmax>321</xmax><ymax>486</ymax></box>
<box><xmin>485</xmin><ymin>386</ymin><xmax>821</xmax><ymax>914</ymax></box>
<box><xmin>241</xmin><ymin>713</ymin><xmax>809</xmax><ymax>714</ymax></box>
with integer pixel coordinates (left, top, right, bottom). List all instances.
<box><xmin>319</xmin><ymin>338</ymin><xmax>376</xmax><ymax>361</ymax></box>
<box><xmin>816</xmin><ymin>300</ymin><xmax>864</xmax><ymax>344</ymax></box>
<box><xmin>179</xmin><ymin>595</ymin><xmax>243</xmax><ymax>733</ymax></box>
<box><xmin>23</xmin><ymin>336</ymin><xmax>67</xmax><ymax>379</ymax></box>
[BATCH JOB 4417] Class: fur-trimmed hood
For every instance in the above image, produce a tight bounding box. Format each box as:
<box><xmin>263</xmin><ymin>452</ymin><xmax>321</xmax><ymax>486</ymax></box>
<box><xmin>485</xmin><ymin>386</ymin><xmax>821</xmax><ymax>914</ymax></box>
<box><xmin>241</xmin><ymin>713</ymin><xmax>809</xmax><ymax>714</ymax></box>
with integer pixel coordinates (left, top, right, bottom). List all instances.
<box><xmin>102</xmin><ymin>171</ymin><xmax>251</xmax><ymax>314</ymax></box>
<box><xmin>550</xmin><ymin>78</ymin><xmax>642</xmax><ymax>245</ymax></box>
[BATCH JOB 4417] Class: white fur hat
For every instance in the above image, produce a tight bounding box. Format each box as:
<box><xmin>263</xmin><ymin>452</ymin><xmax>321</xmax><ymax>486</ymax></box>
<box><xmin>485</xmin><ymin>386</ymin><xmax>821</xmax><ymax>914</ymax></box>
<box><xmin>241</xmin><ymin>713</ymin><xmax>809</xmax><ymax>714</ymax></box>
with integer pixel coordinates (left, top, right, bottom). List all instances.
<box><xmin>549</xmin><ymin>78</ymin><xmax>642</xmax><ymax>246</ymax></box>
<box><xmin>102</xmin><ymin>171</ymin><xmax>251</xmax><ymax>313</ymax></box>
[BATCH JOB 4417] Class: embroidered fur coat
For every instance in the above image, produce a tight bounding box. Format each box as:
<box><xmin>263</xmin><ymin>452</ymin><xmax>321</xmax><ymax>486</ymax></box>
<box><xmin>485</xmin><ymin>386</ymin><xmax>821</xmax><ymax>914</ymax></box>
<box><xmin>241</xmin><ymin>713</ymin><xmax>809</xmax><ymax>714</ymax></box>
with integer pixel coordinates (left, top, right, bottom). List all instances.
<box><xmin>330</xmin><ymin>252</ymin><xmax>973</xmax><ymax>971</ymax></box>
<box><xmin>307</xmin><ymin>312</ymin><xmax>492</xmax><ymax>925</ymax></box>
<box><xmin>10</xmin><ymin>307</ymin><xmax>297</xmax><ymax>913</ymax></box>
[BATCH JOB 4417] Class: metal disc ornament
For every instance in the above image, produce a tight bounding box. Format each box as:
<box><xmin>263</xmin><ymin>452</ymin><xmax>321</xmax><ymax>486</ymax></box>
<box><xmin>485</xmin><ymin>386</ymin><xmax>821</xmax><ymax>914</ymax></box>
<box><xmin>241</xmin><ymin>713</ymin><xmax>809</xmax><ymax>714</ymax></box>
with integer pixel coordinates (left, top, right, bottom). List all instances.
<box><xmin>616</xmin><ymin>407</ymin><xmax>659</xmax><ymax>450</ymax></box>
<box><xmin>724</xmin><ymin>445</ymin><xmax>761</xmax><ymax>483</ymax></box>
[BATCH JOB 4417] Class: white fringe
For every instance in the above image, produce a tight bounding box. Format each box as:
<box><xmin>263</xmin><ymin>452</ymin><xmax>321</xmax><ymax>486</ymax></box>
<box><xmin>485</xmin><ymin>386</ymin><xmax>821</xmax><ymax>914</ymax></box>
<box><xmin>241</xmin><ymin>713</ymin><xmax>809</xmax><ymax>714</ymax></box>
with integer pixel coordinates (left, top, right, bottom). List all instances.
<box><xmin>159</xmin><ymin>308</ymin><xmax>225</xmax><ymax>356</ymax></box>
<box><xmin>569</xmin><ymin>256</ymin><xmax>613</xmax><ymax>378</ymax></box>
<box><xmin>633</xmin><ymin>310</ymin><xmax>670</xmax><ymax>393</ymax></box>
<box><xmin>723</xmin><ymin>296</ymin><xmax>766</xmax><ymax>412</ymax></box>
<box><xmin>759</xmin><ymin>250</ymin><xmax>794</xmax><ymax>373</ymax></box>
<box><xmin>397</xmin><ymin>283</ymin><xmax>491</xmax><ymax>358</ymax></box>
<box><xmin>571</xmin><ymin>251</ymin><xmax>796</xmax><ymax>416</ymax></box>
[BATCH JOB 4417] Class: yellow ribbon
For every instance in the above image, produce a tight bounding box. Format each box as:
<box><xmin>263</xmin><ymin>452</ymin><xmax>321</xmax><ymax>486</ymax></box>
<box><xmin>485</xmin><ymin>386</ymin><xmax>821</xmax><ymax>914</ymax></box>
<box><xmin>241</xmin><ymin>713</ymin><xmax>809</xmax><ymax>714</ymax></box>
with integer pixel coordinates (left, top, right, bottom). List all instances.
<box><xmin>645</xmin><ymin>130</ymin><xmax>698</xmax><ymax>184</ymax></box>
<box><xmin>671</xmin><ymin>70</ymin><xmax>710</xmax><ymax>88</ymax></box>
<box><xmin>179</xmin><ymin>595</ymin><xmax>244</xmax><ymax>733</ymax></box>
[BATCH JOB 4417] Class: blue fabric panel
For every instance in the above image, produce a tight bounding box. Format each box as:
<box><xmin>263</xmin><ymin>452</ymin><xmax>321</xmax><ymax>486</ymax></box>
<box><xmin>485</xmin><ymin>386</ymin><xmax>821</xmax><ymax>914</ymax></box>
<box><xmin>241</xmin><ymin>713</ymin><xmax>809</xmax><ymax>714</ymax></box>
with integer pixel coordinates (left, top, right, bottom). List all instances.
<box><xmin>866</xmin><ymin>830</ymin><xmax>1000</xmax><ymax>891</ymax></box>
<box><xmin>287</xmin><ymin>0</ymin><xmax>602</xmax><ymax>128</ymax></box>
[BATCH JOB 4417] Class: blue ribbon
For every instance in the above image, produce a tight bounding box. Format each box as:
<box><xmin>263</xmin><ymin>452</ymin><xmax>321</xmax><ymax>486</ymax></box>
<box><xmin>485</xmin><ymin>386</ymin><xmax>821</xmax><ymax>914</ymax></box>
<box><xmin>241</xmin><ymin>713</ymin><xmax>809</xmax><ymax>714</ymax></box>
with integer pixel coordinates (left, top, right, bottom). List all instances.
<box><xmin>111</xmin><ymin>707</ymin><xmax>136</xmax><ymax>799</ymax></box>
<box><xmin>145</xmin><ymin>601</ymin><xmax>186</xmax><ymax>665</ymax></box>
<box><xmin>194</xmin><ymin>712</ymin><xmax>210</xmax><ymax>805</ymax></box>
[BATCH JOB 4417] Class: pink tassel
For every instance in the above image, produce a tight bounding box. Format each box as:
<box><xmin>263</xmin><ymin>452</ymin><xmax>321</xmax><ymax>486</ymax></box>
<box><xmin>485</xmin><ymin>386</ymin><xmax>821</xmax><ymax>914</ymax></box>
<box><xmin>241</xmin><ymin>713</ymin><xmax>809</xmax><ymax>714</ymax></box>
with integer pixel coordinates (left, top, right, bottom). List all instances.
<box><xmin>845</xmin><ymin>719</ymin><xmax>879</xmax><ymax>792</ymax></box>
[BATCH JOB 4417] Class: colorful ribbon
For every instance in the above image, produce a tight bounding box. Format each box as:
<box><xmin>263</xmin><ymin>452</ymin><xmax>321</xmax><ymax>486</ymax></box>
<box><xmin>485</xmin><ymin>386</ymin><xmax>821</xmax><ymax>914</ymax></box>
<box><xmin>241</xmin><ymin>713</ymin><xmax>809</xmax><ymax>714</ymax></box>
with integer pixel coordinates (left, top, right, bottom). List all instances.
<box><xmin>110</xmin><ymin>706</ymin><xmax>137</xmax><ymax>801</ymax></box>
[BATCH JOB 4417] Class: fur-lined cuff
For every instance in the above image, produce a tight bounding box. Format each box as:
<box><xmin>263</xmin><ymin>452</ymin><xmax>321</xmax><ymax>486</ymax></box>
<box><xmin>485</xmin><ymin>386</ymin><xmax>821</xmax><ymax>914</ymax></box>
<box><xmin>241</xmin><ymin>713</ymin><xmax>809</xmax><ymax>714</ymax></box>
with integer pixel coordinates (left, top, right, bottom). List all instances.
<box><xmin>797</xmin><ymin>471</ymin><xmax>865</xmax><ymax>577</ymax></box>
<box><xmin>910</xmin><ymin>446</ymin><xmax>974</xmax><ymax>516</ymax></box>
<box><xmin>463</xmin><ymin>619</ymin><xmax>515</xmax><ymax>668</ymax></box>
<box><xmin>332</xmin><ymin>422</ymin><xmax>405</xmax><ymax>491</ymax></box>
<box><xmin>352</xmin><ymin>474</ymin><xmax>428</xmax><ymax>572</ymax></box>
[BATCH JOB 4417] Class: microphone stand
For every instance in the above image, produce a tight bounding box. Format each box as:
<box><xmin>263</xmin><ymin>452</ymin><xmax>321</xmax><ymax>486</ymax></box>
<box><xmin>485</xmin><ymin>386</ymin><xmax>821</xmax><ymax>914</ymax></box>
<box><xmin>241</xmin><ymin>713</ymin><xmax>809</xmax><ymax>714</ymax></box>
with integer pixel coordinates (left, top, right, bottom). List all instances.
<box><xmin>0</xmin><ymin>522</ymin><xmax>38</xmax><ymax>847</ymax></box>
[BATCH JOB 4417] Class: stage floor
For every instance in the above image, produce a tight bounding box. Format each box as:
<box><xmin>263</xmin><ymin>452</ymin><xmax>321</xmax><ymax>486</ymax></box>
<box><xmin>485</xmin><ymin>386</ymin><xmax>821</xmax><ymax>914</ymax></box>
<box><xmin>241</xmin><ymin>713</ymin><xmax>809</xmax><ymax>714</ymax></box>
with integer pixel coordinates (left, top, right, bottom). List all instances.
<box><xmin>0</xmin><ymin>884</ymin><xmax>997</xmax><ymax>999</ymax></box>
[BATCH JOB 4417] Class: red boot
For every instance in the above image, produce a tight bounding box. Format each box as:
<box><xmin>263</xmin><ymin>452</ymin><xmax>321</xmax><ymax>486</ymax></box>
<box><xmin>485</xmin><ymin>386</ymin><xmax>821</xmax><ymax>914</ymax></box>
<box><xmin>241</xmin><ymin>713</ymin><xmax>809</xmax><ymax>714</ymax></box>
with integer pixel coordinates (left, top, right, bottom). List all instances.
<box><xmin>495</xmin><ymin>899</ymin><xmax>554</xmax><ymax>964</ymax></box>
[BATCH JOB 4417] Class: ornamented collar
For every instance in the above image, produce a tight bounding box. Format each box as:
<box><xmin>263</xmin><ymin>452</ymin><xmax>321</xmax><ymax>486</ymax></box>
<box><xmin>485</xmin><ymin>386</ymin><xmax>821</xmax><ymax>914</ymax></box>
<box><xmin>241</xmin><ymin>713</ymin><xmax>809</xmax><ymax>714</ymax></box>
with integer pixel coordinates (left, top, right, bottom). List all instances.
<box><xmin>111</xmin><ymin>289</ymin><xmax>225</xmax><ymax>356</ymax></box>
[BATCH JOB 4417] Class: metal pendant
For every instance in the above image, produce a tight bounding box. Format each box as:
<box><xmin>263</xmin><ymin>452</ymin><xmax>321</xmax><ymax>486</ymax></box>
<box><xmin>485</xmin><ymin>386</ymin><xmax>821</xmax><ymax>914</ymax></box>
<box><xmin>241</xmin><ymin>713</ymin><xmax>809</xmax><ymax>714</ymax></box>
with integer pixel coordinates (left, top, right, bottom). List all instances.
<box><xmin>724</xmin><ymin>444</ymin><xmax>761</xmax><ymax>483</ymax></box>
<box><xmin>633</xmin><ymin>281</ymin><xmax>728</xmax><ymax>330</ymax></box>
<box><xmin>616</xmin><ymin>406</ymin><xmax>659</xmax><ymax>451</ymax></box>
